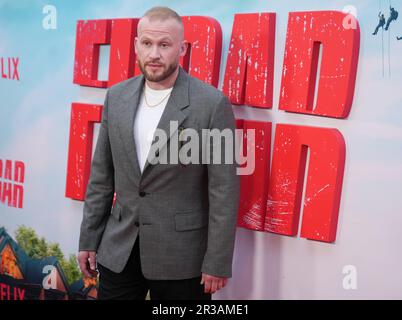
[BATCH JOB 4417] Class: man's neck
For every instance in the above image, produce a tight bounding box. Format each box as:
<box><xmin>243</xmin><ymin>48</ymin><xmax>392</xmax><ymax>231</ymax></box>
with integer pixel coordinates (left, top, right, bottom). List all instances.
<box><xmin>145</xmin><ymin>67</ymin><xmax>180</xmax><ymax>90</ymax></box>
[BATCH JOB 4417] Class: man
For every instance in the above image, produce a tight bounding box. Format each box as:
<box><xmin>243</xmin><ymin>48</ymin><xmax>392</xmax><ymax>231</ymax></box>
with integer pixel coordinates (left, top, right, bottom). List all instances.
<box><xmin>372</xmin><ymin>12</ymin><xmax>386</xmax><ymax>35</ymax></box>
<box><xmin>385</xmin><ymin>6</ymin><xmax>399</xmax><ymax>31</ymax></box>
<box><xmin>77</xmin><ymin>6</ymin><xmax>240</xmax><ymax>300</ymax></box>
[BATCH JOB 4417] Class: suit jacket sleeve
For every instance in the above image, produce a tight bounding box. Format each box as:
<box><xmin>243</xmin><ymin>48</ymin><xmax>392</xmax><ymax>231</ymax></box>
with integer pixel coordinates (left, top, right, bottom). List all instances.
<box><xmin>201</xmin><ymin>95</ymin><xmax>240</xmax><ymax>278</ymax></box>
<box><xmin>78</xmin><ymin>90</ymin><xmax>115</xmax><ymax>251</ymax></box>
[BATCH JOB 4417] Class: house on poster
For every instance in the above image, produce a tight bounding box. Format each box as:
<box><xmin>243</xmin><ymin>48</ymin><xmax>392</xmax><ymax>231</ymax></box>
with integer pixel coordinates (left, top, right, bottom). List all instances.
<box><xmin>0</xmin><ymin>227</ymin><xmax>97</xmax><ymax>300</ymax></box>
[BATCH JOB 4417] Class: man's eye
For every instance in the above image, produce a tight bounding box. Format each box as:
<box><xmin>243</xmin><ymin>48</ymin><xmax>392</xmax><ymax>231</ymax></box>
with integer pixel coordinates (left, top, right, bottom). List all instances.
<box><xmin>143</xmin><ymin>42</ymin><xmax>151</xmax><ymax>46</ymax></box>
<box><xmin>161</xmin><ymin>43</ymin><xmax>169</xmax><ymax>48</ymax></box>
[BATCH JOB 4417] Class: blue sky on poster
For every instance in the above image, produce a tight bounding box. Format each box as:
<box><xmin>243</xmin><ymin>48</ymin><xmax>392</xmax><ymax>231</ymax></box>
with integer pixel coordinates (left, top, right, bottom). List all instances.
<box><xmin>0</xmin><ymin>0</ymin><xmax>401</xmax><ymax>258</ymax></box>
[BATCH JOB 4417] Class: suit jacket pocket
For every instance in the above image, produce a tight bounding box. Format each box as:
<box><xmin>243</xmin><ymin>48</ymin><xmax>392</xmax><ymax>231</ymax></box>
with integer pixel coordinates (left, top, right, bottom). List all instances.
<box><xmin>175</xmin><ymin>211</ymin><xmax>208</xmax><ymax>231</ymax></box>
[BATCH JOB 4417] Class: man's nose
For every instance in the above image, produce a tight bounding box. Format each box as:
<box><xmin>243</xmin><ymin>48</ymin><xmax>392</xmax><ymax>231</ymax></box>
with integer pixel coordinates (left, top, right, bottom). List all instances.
<box><xmin>149</xmin><ymin>45</ymin><xmax>161</xmax><ymax>59</ymax></box>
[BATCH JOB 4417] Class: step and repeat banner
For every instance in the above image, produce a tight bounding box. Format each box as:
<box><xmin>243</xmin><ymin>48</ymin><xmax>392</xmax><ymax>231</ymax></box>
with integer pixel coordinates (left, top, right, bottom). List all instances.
<box><xmin>1</xmin><ymin>0</ymin><xmax>402</xmax><ymax>299</ymax></box>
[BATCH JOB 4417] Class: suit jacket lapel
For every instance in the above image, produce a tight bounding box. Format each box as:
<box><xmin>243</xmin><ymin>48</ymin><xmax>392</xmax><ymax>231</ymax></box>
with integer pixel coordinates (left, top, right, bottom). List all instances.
<box><xmin>118</xmin><ymin>67</ymin><xmax>190</xmax><ymax>184</ymax></box>
<box><xmin>141</xmin><ymin>67</ymin><xmax>190</xmax><ymax>176</ymax></box>
<box><xmin>118</xmin><ymin>74</ymin><xmax>144</xmax><ymax>184</ymax></box>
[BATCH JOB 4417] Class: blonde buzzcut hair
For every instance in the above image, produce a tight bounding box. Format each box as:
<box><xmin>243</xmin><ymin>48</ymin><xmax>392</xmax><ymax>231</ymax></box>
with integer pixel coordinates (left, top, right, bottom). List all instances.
<box><xmin>142</xmin><ymin>6</ymin><xmax>183</xmax><ymax>28</ymax></box>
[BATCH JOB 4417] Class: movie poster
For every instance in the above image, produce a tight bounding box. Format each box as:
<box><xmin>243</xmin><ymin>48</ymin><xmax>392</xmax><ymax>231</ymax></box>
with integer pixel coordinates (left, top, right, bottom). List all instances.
<box><xmin>1</xmin><ymin>0</ymin><xmax>401</xmax><ymax>300</ymax></box>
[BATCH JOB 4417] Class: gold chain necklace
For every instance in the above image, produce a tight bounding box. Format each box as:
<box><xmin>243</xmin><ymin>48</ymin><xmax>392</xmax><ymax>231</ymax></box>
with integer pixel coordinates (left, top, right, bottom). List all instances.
<box><xmin>144</xmin><ymin>87</ymin><xmax>172</xmax><ymax>108</ymax></box>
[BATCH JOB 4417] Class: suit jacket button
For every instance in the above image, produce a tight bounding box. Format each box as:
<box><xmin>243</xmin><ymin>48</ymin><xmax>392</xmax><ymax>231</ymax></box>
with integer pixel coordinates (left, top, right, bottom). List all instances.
<box><xmin>139</xmin><ymin>191</ymin><xmax>146</xmax><ymax>197</ymax></box>
<box><xmin>134</xmin><ymin>222</ymin><xmax>139</xmax><ymax>227</ymax></box>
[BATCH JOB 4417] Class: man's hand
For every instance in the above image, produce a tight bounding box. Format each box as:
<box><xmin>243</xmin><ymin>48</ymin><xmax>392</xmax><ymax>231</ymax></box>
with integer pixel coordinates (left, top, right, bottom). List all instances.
<box><xmin>200</xmin><ymin>273</ymin><xmax>228</xmax><ymax>294</ymax></box>
<box><xmin>78</xmin><ymin>251</ymin><xmax>98</xmax><ymax>278</ymax></box>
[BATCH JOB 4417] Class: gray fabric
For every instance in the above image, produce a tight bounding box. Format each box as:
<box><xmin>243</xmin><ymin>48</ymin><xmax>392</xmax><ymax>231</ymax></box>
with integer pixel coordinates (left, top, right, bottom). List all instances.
<box><xmin>78</xmin><ymin>67</ymin><xmax>240</xmax><ymax>280</ymax></box>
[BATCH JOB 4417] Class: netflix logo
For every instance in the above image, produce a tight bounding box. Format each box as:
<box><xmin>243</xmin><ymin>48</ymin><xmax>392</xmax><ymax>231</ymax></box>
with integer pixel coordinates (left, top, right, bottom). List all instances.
<box><xmin>0</xmin><ymin>283</ymin><xmax>25</xmax><ymax>300</ymax></box>
<box><xmin>0</xmin><ymin>160</ymin><xmax>25</xmax><ymax>209</ymax></box>
<box><xmin>1</xmin><ymin>57</ymin><xmax>20</xmax><ymax>81</ymax></box>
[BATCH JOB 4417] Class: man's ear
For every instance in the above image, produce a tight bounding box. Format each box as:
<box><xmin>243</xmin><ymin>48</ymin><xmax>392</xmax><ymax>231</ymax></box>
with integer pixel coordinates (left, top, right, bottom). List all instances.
<box><xmin>134</xmin><ymin>37</ymin><xmax>138</xmax><ymax>54</ymax></box>
<box><xmin>180</xmin><ymin>41</ymin><xmax>188</xmax><ymax>57</ymax></box>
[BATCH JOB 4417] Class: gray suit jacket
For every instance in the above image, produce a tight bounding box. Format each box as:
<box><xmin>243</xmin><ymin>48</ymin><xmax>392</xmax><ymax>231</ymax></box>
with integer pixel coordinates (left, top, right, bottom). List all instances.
<box><xmin>78</xmin><ymin>67</ymin><xmax>240</xmax><ymax>280</ymax></box>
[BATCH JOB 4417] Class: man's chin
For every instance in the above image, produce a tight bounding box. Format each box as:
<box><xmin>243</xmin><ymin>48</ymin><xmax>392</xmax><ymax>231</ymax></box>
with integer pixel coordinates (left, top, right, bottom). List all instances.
<box><xmin>141</xmin><ymin>64</ymin><xmax>178</xmax><ymax>83</ymax></box>
<box><xmin>144</xmin><ymin>70</ymin><xmax>173</xmax><ymax>83</ymax></box>
<box><xmin>145</xmin><ymin>74</ymin><xmax>166</xmax><ymax>82</ymax></box>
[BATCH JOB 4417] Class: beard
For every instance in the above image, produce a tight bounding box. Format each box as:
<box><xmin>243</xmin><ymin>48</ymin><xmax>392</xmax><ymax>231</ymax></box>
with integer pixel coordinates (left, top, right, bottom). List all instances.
<box><xmin>138</xmin><ymin>59</ymin><xmax>178</xmax><ymax>83</ymax></box>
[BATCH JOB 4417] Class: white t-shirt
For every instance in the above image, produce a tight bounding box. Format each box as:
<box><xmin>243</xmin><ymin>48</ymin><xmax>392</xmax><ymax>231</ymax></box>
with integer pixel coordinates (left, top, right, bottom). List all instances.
<box><xmin>133</xmin><ymin>83</ymin><xmax>173</xmax><ymax>173</ymax></box>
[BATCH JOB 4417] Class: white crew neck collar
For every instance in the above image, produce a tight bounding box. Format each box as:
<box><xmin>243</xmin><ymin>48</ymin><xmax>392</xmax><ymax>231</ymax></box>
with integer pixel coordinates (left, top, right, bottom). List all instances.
<box><xmin>145</xmin><ymin>83</ymin><xmax>173</xmax><ymax>94</ymax></box>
